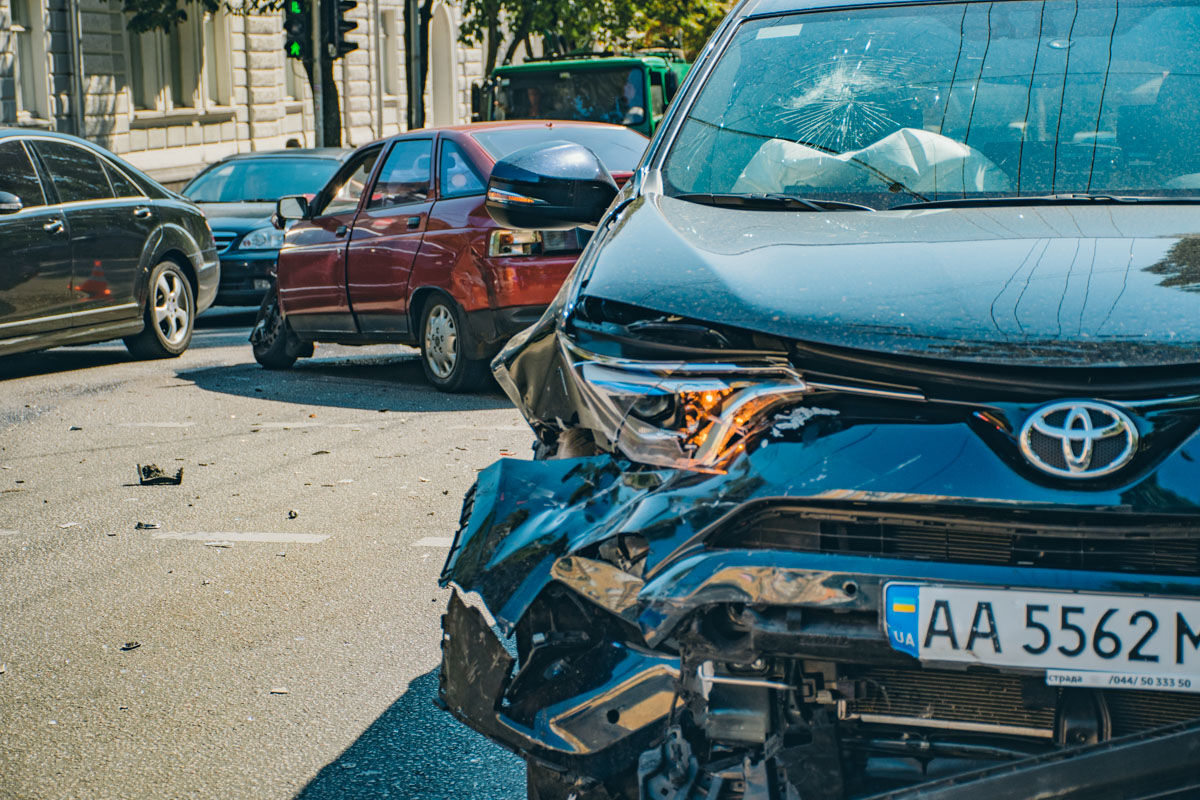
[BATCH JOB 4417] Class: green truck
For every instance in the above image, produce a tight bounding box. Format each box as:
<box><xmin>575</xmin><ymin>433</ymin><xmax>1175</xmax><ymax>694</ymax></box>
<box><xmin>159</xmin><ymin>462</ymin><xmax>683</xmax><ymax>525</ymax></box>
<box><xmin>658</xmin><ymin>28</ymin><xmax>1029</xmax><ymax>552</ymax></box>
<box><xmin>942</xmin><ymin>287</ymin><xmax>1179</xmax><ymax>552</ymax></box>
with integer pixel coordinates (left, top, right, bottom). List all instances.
<box><xmin>473</xmin><ymin>52</ymin><xmax>691</xmax><ymax>137</ymax></box>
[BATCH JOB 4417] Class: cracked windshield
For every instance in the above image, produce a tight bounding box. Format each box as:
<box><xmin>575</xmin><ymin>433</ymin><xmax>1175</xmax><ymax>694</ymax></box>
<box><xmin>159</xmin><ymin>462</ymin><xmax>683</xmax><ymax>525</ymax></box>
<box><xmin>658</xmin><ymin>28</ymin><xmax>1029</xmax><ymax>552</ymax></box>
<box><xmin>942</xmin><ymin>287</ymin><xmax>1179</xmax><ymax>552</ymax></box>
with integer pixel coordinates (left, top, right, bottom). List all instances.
<box><xmin>666</xmin><ymin>0</ymin><xmax>1200</xmax><ymax>208</ymax></box>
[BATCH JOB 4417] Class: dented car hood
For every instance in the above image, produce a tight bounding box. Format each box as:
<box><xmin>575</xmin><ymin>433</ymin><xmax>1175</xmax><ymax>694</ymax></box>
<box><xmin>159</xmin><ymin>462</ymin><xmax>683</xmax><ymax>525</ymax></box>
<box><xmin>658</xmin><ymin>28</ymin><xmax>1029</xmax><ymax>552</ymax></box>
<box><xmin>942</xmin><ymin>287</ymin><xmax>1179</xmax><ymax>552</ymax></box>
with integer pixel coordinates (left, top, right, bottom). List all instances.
<box><xmin>579</xmin><ymin>196</ymin><xmax>1200</xmax><ymax>367</ymax></box>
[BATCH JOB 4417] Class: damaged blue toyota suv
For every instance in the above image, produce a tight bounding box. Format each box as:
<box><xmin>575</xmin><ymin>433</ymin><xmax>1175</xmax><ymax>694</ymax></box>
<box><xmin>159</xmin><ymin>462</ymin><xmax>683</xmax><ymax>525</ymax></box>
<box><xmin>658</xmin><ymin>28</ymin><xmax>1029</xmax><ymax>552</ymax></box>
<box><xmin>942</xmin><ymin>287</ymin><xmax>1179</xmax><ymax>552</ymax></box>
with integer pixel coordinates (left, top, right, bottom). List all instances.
<box><xmin>438</xmin><ymin>0</ymin><xmax>1200</xmax><ymax>797</ymax></box>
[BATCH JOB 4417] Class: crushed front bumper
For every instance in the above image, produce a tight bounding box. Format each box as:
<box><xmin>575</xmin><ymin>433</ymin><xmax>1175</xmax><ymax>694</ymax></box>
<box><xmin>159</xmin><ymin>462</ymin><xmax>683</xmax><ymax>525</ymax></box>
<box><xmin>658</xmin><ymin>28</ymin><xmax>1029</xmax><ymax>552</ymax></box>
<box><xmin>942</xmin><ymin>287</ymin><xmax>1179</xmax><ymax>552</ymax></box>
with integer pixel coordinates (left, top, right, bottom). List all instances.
<box><xmin>439</xmin><ymin>445</ymin><xmax>1200</xmax><ymax>796</ymax></box>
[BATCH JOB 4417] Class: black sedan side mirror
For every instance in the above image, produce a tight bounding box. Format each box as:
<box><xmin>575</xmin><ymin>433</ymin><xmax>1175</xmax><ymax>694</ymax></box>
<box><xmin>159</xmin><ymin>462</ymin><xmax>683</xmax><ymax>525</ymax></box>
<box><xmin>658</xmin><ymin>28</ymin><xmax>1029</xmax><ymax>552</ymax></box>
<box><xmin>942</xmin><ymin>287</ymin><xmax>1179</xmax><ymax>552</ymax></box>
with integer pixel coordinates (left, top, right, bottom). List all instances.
<box><xmin>0</xmin><ymin>192</ymin><xmax>24</xmax><ymax>214</ymax></box>
<box><xmin>485</xmin><ymin>141</ymin><xmax>618</xmax><ymax>231</ymax></box>
<box><xmin>272</xmin><ymin>195</ymin><xmax>309</xmax><ymax>230</ymax></box>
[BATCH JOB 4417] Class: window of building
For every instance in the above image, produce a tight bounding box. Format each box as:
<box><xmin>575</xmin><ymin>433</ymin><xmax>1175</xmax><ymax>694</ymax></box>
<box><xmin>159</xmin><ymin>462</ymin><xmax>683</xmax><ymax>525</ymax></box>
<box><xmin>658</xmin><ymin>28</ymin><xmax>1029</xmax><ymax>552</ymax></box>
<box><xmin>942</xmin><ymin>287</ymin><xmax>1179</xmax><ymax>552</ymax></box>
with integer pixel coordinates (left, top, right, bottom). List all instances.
<box><xmin>382</xmin><ymin>9</ymin><xmax>400</xmax><ymax>98</ymax></box>
<box><xmin>11</xmin><ymin>0</ymin><xmax>49</xmax><ymax>120</ymax></box>
<box><xmin>284</xmin><ymin>59</ymin><xmax>306</xmax><ymax>101</ymax></box>
<box><xmin>126</xmin><ymin>6</ymin><xmax>232</xmax><ymax>113</ymax></box>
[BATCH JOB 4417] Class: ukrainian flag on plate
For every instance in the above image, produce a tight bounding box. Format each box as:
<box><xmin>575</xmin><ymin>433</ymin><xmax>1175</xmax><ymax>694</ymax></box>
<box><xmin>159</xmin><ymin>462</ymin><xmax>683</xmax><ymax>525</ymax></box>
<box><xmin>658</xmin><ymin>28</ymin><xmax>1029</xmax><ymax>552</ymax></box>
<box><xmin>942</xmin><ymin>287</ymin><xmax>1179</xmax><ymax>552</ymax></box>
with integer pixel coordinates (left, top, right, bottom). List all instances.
<box><xmin>884</xmin><ymin>583</ymin><xmax>919</xmax><ymax>657</ymax></box>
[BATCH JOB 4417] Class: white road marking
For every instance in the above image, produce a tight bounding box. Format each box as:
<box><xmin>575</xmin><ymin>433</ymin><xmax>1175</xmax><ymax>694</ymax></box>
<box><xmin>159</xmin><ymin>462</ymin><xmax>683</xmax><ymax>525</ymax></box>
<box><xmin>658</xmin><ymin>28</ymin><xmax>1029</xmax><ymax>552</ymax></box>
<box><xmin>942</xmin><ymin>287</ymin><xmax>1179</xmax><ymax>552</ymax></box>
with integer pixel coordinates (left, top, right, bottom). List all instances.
<box><xmin>117</xmin><ymin>422</ymin><xmax>195</xmax><ymax>428</ymax></box>
<box><xmin>151</xmin><ymin>531</ymin><xmax>329</xmax><ymax>544</ymax></box>
<box><xmin>414</xmin><ymin>536</ymin><xmax>454</xmax><ymax>547</ymax></box>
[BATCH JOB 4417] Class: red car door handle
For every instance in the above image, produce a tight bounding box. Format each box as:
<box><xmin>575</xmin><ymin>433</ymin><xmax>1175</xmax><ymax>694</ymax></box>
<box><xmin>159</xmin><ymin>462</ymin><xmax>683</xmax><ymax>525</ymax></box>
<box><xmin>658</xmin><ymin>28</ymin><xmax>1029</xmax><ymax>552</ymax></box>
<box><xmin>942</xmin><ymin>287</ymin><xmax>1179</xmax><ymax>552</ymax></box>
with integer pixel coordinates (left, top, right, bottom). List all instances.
<box><xmin>336</xmin><ymin>225</ymin><xmax>348</xmax><ymax>237</ymax></box>
<box><xmin>407</xmin><ymin>216</ymin><xmax>421</xmax><ymax>229</ymax></box>
<box><xmin>133</xmin><ymin>206</ymin><xmax>153</xmax><ymax>219</ymax></box>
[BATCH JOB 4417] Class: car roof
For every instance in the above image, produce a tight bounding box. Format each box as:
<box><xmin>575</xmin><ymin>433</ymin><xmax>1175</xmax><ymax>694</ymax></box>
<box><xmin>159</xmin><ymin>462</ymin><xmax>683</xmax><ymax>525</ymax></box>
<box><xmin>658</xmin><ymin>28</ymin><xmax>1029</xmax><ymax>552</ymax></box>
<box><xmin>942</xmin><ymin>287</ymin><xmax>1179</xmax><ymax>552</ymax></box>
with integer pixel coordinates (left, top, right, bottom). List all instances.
<box><xmin>209</xmin><ymin>148</ymin><xmax>350</xmax><ymax>163</ymax></box>
<box><xmin>739</xmin><ymin>0</ymin><xmax>973</xmax><ymax>16</ymax></box>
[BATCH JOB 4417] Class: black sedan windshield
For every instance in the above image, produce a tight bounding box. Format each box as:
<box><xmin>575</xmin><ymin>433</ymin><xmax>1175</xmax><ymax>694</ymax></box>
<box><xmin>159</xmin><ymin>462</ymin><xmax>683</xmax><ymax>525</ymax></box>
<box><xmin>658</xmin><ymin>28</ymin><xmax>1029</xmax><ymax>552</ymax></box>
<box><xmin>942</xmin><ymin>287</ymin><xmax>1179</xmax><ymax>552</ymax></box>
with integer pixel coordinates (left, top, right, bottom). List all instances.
<box><xmin>664</xmin><ymin>0</ymin><xmax>1200</xmax><ymax>209</ymax></box>
<box><xmin>183</xmin><ymin>157</ymin><xmax>341</xmax><ymax>202</ymax></box>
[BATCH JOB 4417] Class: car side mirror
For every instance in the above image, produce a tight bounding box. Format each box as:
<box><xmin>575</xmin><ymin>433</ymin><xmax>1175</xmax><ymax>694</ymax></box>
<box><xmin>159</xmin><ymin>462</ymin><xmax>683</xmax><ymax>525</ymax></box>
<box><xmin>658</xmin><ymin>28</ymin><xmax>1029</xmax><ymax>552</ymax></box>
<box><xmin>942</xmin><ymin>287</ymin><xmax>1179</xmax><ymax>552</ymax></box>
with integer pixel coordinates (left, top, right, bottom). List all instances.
<box><xmin>0</xmin><ymin>192</ymin><xmax>24</xmax><ymax>214</ymax></box>
<box><xmin>273</xmin><ymin>195</ymin><xmax>309</xmax><ymax>229</ymax></box>
<box><xmin>485</xmin><ymin>141</ymin><xmax>618</xmax><ymax>231</ymax></box>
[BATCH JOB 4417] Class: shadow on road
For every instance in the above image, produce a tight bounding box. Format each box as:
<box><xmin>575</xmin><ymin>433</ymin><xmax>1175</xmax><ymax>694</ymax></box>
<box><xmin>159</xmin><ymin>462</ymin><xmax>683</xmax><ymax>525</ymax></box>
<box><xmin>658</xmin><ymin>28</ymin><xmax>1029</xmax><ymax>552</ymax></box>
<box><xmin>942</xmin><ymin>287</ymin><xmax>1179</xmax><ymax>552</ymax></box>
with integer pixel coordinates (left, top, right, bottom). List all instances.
<box><xmin>0</xmin><ymin>346</ymin><xmax>133</xmax><ymax>380</ymax></box>
<box><xmin>180</xmin><ymin>355</ymin><xmax>511</xmax><ymax>413</ymax></box>
<box><xmin>295</xmin><ymin>669</ymin><xmax>525</xmax><ymax>800</ymax></box>
<box><xmin>0</xmin><ymin>307</ymin><xmax>257</xmax><ymax>380</ymax></box>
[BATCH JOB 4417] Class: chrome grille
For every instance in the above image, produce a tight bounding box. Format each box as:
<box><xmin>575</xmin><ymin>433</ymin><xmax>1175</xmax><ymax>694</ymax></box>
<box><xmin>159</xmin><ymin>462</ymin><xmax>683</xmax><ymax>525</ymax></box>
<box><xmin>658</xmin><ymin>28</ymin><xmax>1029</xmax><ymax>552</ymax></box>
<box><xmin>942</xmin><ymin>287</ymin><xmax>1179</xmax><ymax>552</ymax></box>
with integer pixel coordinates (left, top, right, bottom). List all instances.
<box><xmin>720</xmin><ymin>506</ymin><xmax>1200</xmax><ymax>578</ymax></box>
<box><xmin>845</xmin><ymin>667</ymin><xmax>1056</xmax><ymax>736</ymax></box>
<box><xmin>845</xmin><ymin>667</ymin><xmax>1200</xmax><ymax>740</ymax></box>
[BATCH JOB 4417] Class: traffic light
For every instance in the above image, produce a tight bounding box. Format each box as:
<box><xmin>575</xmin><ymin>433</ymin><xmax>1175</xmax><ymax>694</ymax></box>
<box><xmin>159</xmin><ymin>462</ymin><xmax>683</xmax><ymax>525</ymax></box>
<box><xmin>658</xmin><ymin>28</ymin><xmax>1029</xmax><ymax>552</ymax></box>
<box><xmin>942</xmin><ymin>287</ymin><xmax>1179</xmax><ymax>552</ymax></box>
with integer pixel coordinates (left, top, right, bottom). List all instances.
<box><xmin>323</xmin><ymin>0</ymin><xmax>359</xmax><ymax>59</ymax></box>
<box><xmin>283</xmin><ymin>0</ymin><xmax>310</xmax><ymax>61</ymax></box>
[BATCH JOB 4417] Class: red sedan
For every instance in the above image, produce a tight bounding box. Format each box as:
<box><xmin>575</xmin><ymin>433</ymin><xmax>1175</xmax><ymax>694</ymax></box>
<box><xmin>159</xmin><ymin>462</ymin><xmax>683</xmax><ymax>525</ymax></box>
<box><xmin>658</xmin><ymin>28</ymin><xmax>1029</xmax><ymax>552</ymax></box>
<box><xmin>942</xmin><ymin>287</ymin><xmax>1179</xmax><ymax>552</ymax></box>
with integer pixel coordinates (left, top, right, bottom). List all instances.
<box><xmin>251</xmin><ymin>121</ymin><xmax>647</xmax><ymax>391</ymax></box>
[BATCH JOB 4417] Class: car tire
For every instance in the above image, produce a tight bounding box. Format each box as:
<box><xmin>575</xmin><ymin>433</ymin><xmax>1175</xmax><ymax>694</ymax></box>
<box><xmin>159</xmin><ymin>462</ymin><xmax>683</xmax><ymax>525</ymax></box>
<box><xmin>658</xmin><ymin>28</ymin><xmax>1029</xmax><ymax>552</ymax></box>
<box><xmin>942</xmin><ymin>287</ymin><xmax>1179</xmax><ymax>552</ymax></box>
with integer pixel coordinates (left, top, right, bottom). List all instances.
<box><xmin>124</xmin><ymin>259</ymin><xmax>195</xmax><ymax>359</ymax></box>
<box><xmin>419</xmin><ymin>296</ymin><xmax>489</xmax><ymax>392</ymax></box>
<box><xmin>251</xmin><ymin>287</ymin><xmax>310</xmax><ymax>370</ymax></box>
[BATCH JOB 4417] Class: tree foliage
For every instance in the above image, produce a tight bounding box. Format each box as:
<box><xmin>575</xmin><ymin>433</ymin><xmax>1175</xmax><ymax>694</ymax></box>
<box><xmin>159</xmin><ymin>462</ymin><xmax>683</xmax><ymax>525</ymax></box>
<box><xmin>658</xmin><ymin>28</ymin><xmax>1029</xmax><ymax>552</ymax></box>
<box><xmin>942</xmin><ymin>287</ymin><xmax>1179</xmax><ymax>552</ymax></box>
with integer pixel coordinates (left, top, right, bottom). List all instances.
<box><xmin>460</xmin><ymin>0</ymin><xmax>734</xmax><ymax>74</ymax></box>
<box><xmin>112</xmin><ymin>0</ymin><xmax>277</xmax><ymax>34</ymax></box>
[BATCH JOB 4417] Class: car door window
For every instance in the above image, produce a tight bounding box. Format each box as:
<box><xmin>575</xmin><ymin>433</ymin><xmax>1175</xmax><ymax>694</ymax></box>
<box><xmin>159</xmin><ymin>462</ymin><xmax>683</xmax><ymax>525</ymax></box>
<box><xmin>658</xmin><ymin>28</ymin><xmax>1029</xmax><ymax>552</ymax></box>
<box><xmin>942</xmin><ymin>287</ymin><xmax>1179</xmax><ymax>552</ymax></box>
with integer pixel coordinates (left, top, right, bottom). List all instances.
<box><xmin>367</xmin><ymin>139</ymin><xmax>432</xmax><ymax>209</ymax></box>
<box><xmin>318</xmin><ymin>147</ymin><xmax>380</xmax><ymax>216</ymax></box>
<box><xmin>102</xmin><ymin>159</ymin><xmax>144</xmax><ymax>198</ymax></box>
<box><xmin>0</xmin><ymin>140</ymin><xmax>46</xmax><ymax>207</ymax></box>
<box><xmin>32</xmin><ymin>140</ymin><xmax>115</xmax><ymax>203</ymax></box>
<box><xmin>439</xmin><ymin>140</ymin><xmax>486</xmax><ymax>199</ymax></box>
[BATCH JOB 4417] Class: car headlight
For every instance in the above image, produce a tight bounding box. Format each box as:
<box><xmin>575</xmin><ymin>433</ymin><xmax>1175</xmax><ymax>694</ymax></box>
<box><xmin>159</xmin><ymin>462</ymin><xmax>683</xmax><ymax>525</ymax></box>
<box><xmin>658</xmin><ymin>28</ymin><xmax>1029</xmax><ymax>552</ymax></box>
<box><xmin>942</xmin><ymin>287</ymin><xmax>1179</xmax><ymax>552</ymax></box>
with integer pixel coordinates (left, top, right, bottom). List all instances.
<box><xmin>236</xmin><ymin>226</ymin><xmax>285</xmax><ymax>250</ymax></box>
<box><xmin>563</xmin><ymin>337</ymin><xmax>810</xmax><ymax>473</ymax></box>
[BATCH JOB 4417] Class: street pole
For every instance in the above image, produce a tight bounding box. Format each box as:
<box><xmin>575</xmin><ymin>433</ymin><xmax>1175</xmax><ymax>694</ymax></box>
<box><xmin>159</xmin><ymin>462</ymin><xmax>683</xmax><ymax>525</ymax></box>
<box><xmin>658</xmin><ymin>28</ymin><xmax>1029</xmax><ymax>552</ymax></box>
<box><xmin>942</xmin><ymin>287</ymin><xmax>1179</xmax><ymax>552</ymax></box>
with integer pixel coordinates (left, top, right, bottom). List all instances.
<box><xmin>312</xmin><ymin>0</ymin><xmax>324</xmax><ymax>147</ymax></box>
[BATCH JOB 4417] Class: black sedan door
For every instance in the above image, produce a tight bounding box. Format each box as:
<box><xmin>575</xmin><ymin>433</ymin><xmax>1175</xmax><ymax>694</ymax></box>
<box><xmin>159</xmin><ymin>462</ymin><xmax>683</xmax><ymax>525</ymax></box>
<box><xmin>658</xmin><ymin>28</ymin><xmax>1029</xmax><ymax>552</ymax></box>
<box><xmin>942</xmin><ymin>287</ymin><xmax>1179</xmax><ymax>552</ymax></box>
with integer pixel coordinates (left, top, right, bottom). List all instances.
<box><xmin>30</xmin><ymin>139</ymin><xmax>152</xmax><ymax>326</ymax></box>
<box><xmin>0</xmin><ymin>139</ymin><xmax>73</xmax><ymax>335</ymax></box>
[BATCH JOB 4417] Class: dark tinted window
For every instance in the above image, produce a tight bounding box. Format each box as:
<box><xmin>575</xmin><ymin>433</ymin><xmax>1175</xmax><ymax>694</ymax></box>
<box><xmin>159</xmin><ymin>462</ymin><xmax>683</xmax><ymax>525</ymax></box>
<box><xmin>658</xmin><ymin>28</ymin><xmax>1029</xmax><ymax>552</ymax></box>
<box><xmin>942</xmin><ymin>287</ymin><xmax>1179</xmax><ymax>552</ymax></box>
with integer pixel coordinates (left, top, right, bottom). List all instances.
<box><xmin>439</xmin><ymin>140</ymin><xmax>486</xmax><ymax>199</ymax></box>
<box><xmin>33</xmin><ymin>140</ymin><xmax>114</xmax><ymax>203</ymax></box>
<box><xmin>182</xmin><ymin>157</ymin><xmax>343</xmax><ymax>202</ymax></box>
<box><xmin>0</xmin><ymin>140</ymin><xmax>46</xmax><ymax>207</ymax></box>
<box><xmin>103</xmin><ymin>159</ymin><xmax>144</xmax><ymax>198</ymax></box>
<box><xmin>472</xmin><ymin>126</ymin><xmax>648</xmax><ymax>173</ymax></box>
<box><xmin>318</xmin><ymin>146</ymin><xmax>381</xmax><ymax>216</ymax></box>
<box><xmin>367</xmin><ymin>139</ymin><xmax>432</xmax><ymax>209</ymax></box>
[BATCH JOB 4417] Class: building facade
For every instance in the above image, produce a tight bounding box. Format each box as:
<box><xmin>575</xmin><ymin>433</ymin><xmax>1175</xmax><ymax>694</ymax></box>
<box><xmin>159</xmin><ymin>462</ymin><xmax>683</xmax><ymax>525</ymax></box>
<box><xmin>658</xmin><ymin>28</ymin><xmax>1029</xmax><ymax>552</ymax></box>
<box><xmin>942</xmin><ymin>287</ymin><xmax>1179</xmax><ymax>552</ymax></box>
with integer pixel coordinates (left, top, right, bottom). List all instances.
<box><xmin>0</xmin><ymin>0</ymin><xmax>485</xmax><ymax>186</ymax></box>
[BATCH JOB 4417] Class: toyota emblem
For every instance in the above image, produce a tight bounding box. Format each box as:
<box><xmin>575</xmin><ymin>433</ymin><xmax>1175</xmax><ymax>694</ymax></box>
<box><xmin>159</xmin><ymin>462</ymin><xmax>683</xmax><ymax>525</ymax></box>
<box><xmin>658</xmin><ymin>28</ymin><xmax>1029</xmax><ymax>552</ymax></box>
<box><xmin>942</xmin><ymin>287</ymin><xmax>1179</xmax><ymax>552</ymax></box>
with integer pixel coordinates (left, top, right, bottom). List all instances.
<box><xmin>1018</xmin><ymin>401</ymin><xmax>1138</xmax><ymax>479</ymax></box>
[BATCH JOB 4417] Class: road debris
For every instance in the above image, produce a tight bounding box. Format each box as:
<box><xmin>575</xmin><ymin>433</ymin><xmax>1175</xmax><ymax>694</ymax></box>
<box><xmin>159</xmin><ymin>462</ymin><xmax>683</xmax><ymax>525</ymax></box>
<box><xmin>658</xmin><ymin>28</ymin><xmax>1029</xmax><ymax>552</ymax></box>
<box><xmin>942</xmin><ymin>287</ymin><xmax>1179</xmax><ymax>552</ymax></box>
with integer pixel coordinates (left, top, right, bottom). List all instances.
<box><xmin>58</xmin><ymin>522</ymin><xmax>79</xmax><ymax>529</ymax></box>
<box><xmin>138</xmin><ymin>464</ymin><xmax>183</xmax><ymax>486</ymax></box>
<box><xmin>287</xmin><ymin>509</ymin><xmax>299</xmax><ymax>519</ymax></box>
<box><xmin>134</xmin><ymin>522</ymin><xmax>161</xmax><ymax>530</ymax></box>
<box><xmin>270</xmin><ymin>687</ymin><xmax>289</xmax><ymax>695</ymax></box>
<box><xmin>204</xmin><ymin>541</ymin><xmax>234</xmax><ymax>548</ymax></box>
<box><xmin>120</xmin><ymin>641</ymin><xmax>141</xmax><ymax>651</ymax></box>
<box><xmin>311</xmin><ymin>450</ymin><xmax>330</xmax><ymax>455</ymax></box>
<box><xmin>0</xmin><ymin>663</ymin><xmax>6</xmax><ymax>674</ymax></box>
<box><xmin>68</xmin><ymin>425</ymin><xmax>82</xmax><ymax>431</ymax></box>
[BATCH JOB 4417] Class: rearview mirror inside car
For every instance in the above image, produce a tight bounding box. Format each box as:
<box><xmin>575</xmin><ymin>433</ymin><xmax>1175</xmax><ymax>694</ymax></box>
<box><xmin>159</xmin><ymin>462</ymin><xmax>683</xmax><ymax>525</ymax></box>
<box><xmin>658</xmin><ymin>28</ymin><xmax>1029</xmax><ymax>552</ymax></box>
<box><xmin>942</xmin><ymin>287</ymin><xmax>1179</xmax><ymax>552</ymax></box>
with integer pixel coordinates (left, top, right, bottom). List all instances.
<box><xmin>485</xmin><ymin>141</ymin><xmax>618</xmax><ymax>231</ymax></box>
<box><xmin>273</xmin><ymin>195</ymin><xmax>309</xmax><ymax>229</ymax></box>
<box><xmin>0</xmin><ymin>192</ymin><xmax>25</xmax><ymax>214</ymax></box>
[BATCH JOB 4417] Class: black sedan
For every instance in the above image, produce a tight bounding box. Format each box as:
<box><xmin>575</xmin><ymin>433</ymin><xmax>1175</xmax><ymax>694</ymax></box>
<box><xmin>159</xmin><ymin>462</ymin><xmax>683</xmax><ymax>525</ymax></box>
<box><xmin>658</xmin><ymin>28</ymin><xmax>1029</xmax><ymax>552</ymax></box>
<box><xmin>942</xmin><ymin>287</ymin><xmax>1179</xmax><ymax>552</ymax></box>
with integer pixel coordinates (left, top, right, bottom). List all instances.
<box><xmin>0</xmin><ymin>129</ymin><xmax>218</xmax><ymax>360</ymax></box>
<box><xmin>182</xmin><ymin>149</ymin><xmax>347</xmax><ymax>305</ymax></box>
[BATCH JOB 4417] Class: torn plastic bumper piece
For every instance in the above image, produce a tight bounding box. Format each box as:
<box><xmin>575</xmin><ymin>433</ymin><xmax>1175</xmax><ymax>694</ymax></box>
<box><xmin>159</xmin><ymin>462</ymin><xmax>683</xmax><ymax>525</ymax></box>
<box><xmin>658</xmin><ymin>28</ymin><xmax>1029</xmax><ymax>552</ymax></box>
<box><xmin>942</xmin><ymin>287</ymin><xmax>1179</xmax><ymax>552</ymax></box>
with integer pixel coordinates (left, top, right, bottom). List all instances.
<box><xmin>863</xmin><ymin>717</ymin><xmax>1200</xmax><ymax>800</ymax></box>
<box><xmin>439</xmin><ymin>592</ymin><xmax>680</xmax><ymax>771</ymax></box>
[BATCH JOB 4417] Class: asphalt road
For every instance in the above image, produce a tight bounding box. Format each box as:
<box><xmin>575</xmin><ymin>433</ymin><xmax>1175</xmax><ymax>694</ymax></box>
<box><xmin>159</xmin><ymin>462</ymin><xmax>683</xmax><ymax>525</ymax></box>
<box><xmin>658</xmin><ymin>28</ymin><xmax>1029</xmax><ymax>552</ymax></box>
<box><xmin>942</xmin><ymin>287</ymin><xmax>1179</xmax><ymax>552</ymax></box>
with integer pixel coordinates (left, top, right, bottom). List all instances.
<box><xmin>0</xmin><ymin>309</ymin><xmax>528</xmax><ymax>800</ymax></box>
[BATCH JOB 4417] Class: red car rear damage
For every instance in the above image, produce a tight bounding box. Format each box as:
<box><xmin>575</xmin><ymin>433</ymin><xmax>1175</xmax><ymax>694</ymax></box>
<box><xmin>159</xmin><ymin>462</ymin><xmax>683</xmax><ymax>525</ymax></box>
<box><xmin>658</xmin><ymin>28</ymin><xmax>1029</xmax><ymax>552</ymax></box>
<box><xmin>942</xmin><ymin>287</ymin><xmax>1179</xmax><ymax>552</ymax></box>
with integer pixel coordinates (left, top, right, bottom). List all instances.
<box><xmin>250</xmin><ymin>121</ymin><xmax>646</xmax><ymax>391</ymax></box>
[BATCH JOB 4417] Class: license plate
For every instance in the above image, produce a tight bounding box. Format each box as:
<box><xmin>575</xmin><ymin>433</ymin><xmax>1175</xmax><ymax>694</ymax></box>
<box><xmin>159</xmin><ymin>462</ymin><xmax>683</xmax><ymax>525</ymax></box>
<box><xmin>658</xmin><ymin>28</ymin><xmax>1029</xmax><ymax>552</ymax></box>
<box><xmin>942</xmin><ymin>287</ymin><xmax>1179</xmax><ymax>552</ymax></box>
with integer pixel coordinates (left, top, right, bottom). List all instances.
<box><xmin>884</xmin><ymin>583</ymin><xmax>1200</xmax><ymax>693</ymax></box>
<box><xmin>253</xmin><ymin>279</ymin><xmax>271</xmax><ymax>290</ymax></box>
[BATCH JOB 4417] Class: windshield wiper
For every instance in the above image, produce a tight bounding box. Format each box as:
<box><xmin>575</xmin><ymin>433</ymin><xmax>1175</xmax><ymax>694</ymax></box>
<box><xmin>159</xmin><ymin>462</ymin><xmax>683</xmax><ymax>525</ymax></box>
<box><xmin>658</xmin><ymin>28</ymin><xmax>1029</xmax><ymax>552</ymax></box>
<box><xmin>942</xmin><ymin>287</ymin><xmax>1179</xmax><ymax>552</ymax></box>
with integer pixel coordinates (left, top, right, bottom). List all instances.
<box><xmin>892</xmin><ymin>193</ymin><xmax>1200</xmax><ymax>210</ymax></box>
<box><xmin>675</xmin><ymin>193</ymin><xmax>876</xmax><ymax>212</ymax></box>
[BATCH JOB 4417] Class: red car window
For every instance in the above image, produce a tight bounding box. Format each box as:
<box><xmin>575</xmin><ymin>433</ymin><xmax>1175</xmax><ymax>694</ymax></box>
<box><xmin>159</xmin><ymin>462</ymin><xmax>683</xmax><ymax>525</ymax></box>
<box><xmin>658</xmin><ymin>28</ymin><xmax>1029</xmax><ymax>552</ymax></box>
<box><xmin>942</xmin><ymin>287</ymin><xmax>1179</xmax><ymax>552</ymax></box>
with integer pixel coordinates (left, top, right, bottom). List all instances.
<box><xmin>367</xmin><ymin>139</ymin><xmax>433</xmax><ymax>210</ymax></box>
